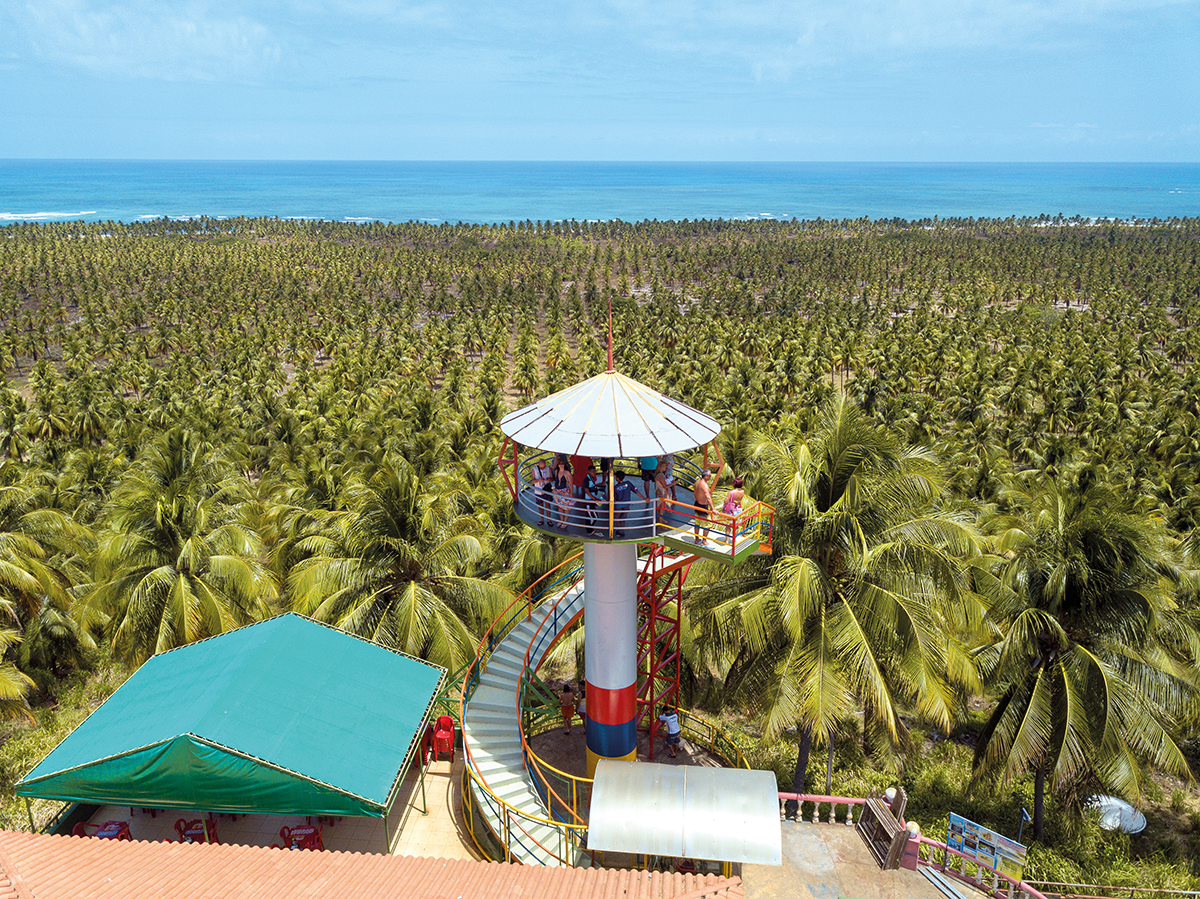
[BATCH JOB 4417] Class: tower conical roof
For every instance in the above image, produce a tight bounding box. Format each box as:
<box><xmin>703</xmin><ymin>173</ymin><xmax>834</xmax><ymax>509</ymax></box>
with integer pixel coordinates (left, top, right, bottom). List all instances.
<box><xmin>499</xmin><ymin>370</ymin><xmax>720</xmax><ymax>458</ymax></box>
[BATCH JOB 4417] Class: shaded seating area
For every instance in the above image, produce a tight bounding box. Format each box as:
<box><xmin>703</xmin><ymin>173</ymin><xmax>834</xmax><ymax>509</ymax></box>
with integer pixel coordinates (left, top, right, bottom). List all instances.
<box><xmin>17</xmin><ymin>613</ymin><xmax>445</xmax><ymax>854</ymax></box>
<box><xmin>174</xmin><ymin>817</ymin><xmax>219</xmax><ymax>844</ymax></box>
<box><xmin>276</xmin><ymin>823</ymin><xmax>324</xmax><ymax>850</ymax></box>
<box><xmin>71</xmin><ymin>820</ymin><xmax>131</xmax><ymax>840</ymax></box>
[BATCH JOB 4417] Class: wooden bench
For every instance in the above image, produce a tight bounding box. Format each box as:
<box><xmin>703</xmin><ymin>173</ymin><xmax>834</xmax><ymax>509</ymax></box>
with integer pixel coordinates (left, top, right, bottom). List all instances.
<box><xmin>855</xmin><ymin>797</ymin><xmax>908</xmax><ymax>869</ymax></box>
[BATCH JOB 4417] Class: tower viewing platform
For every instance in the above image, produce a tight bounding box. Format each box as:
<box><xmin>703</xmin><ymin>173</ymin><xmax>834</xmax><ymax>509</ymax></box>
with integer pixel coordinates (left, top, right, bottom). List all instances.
<box><xmin>462</xmin><ymin>353</ymin><xmax>781</xmax><ymax>871</ymax></box>
<box><xmin>498</xmin><ymin>369</ymin><xmax>773</xmax><ymax>562</ymax></box>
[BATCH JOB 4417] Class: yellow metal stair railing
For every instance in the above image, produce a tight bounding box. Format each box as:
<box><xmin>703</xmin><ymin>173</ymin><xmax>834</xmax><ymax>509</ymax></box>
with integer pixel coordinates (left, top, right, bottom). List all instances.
<box><xmin>459</xmin><ymin>554</ymin><xmax>588</xmax><ymax>865</ymax></box>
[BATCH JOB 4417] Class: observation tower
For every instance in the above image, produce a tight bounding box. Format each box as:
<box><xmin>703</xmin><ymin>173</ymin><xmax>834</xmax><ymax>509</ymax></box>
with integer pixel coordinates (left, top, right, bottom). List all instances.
<box><xmin>498</xmin><ymin>350</ymin><xmax>774</xmax><ymax>777</ymax></box>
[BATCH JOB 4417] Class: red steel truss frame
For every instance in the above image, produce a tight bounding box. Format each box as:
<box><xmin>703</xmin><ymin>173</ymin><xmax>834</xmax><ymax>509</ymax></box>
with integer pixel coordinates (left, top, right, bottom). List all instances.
<box><xmin>635</xmin><ymin>544</ymin><xmax>693</xmax><ymax>760</ymax></box>
<box><xmin>498</xmin><ymin>436</ymin><xmax>519</xmax><ymax>501</ymax></box>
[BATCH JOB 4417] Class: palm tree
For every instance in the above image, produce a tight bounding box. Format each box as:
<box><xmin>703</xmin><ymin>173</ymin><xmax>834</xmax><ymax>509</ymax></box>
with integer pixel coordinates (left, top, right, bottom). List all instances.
<box><xmin>0</xmin><ymin>475</ymin><xmax>84</xmax><ymax>618</ymax></box>
<box><xmin>970</xmin><ymin>468</ymin><xmax>1200</xmax><ymax>841</ymax></box>
<box><xmin>288</xmin><ymin>455</ymin><xmax>512</xmax><ymax>671</ymax></box>
<box><xmin>695</xmin><ymin>395</ymin><xmax>980</xmax><ymax>812</ymax></box>
<box><xmin>83</xmin><ymin>429</ymin><xmax>276</xmax><ymax>663</ymax></box>
<box><xmin>0</xmin><ymin>618</ymin><xmax>35</xmax><ymax>721</ymax></box>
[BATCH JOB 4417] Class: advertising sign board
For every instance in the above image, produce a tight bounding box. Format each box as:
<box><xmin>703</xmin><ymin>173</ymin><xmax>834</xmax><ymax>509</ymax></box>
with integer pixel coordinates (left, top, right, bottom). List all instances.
<box><xmin>945</xmin><ymin>812</ymin><xmax>1027</xmax><ymax>880</ymax></box>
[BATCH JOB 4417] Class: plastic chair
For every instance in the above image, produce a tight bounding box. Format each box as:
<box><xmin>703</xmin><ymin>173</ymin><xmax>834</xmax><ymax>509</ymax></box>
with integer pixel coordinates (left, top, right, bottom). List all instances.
<box><xmin>72</xmin><ymin>822</ymin><xmax>99</xmax><ymax>837</ymax></box>
<box><xmin>174</xmin><ymin>818</ymin><xmax>196</xmax><ymax>842</ymax></box>
<box><xmin>432</xmin><ymin>714</ymin><xmax>455</xmax><ymax>763</ymax></box>
<box><xmin>175</xmin><ymin>816</ymin><xmax>219</xmax><ymax>844</ymax></box>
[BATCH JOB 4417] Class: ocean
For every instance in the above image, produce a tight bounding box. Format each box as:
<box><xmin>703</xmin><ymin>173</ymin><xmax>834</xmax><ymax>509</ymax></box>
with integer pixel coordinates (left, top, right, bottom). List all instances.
<box><xmin>1</xmin><ymin>160</ymin><xmax>1198</xmax><ymax>225</ymax></box>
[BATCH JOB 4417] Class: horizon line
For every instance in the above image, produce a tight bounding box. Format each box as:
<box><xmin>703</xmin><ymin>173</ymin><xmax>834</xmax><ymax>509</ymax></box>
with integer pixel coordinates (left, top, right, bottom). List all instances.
<box><xmin>3</xmin><ymin>158</ymin><xmax>1198</xmax><ymax>166</ymax></box>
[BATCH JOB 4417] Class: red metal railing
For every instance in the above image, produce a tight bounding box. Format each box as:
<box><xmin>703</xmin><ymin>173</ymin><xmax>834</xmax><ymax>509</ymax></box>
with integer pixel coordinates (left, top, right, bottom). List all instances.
<box><xmin>777</xmin><ymin>792</ymin><xmax>1048</xmax><ymax>899</ymax></box>
<box><xmin>916</xmin><ymin>836</ymin><xmax>1049</xmax><ymax>899</ymax></box>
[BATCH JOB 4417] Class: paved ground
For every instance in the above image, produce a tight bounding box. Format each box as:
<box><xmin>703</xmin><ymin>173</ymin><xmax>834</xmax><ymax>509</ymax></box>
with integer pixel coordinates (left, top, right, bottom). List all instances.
<box><xmin>87</xmin><ymin>754</ymin><xmax>943</xmax><ymax>899</ymax></box>
<box><xmin>389</xmin><ymin>754</ymin><xmax>480</xmax><ymax>859</ymax></box>
<box><xmin>743</xmin><ymin>822</ymin><xmax>945</xmax><ymax>899</ymax></box>
<box><xmin>529</xmin><ymin>722</ymin><xmax>726</xmax><ymax>780</ymax></box>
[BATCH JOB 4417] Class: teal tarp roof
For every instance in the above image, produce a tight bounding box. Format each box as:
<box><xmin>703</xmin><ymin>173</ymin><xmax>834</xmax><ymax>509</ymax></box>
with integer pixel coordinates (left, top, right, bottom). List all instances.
<box><xmin>16</xmin><ymin>614</ymin><xmax>445</xmax><ymax>817</ymax></box>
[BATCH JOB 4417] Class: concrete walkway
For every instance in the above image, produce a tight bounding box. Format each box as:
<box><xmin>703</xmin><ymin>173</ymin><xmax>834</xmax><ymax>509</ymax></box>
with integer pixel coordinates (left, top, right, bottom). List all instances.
<box><xmin>743</xmin><ymin>821</ymin><xmax>946</xmax><ymax>899</ymax></box>
<box><xmin>389</xmin><ymin>755</ymin><xmax>480</xmax><ymax>859</ymax></box>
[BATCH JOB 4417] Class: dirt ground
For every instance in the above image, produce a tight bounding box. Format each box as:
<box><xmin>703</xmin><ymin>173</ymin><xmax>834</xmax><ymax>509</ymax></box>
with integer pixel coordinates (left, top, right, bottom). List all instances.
<box><xmin>528</xmin><ymin>723</ymin><xmax>728</xmax><ymax>781</ymax></box>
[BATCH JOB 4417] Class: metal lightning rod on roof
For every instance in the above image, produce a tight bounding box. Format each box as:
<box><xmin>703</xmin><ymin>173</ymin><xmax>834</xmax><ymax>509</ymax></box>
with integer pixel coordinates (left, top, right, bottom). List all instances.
<box><xmin>607</xmin><ymin>293</ymin><xmax>615</xmax><ymax>373</ymax></box>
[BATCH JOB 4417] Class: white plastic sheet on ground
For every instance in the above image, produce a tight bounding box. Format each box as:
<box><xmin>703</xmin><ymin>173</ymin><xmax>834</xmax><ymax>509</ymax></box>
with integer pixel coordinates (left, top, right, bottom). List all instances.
<box><xmin>1088</xmin><ymin>795</ymin><xmax>1148</xmax><ymax>834</ymax></box>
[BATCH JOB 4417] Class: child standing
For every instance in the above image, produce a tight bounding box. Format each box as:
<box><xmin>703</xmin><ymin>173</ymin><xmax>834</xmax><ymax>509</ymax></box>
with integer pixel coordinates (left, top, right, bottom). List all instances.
<box><xmin>658</xmin><ymin>706</ymin><xmax>682</xmax><ymax>758</ymax></box>
<box><xmin>560</xmin><ymin>684</ymin><xmax>577</xmax><ymax>734</ymax></box>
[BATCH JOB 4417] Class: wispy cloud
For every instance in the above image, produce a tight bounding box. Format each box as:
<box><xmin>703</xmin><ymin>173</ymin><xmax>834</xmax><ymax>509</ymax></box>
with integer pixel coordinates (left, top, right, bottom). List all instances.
<box><xmin>5</xmin><ymin>0</ymin><xmax>1195</xmax><ymax>88</ymax></box>
<box><xmin>8</xmin><ymin>0</ymin><xmax>282</xmax><ymax>81</ymax></box>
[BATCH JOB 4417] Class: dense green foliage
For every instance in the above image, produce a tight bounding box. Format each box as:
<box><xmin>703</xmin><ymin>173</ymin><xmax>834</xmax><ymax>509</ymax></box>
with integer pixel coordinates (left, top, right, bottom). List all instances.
<box><xmin>3</xmin><ymin>214</ymin><xmax>1200</xmax><ymax>884</ymax></box>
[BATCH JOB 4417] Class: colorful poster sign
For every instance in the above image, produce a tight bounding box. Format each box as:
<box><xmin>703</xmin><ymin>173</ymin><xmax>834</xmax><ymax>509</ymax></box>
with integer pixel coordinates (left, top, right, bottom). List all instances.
<box><xmin>946</xmin><ymin>812</ymin><xmax>1027</xmax><ymax>880</ymax></box>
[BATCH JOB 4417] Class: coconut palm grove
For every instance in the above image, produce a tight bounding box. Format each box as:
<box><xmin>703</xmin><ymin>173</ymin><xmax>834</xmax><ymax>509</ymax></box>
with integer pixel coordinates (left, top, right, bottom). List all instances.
<box><xmin>2</xmin><ymin>214</ymin><xmax>1200</xmax><ymax>887</ymax></box>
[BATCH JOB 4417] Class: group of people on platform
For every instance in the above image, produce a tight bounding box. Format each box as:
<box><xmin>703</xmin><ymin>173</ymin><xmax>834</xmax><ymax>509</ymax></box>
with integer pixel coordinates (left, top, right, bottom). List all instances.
<box><xmin>530</xmin><ymin>453</ymin><xmax>743</xmax><ymax>543</ymax></box>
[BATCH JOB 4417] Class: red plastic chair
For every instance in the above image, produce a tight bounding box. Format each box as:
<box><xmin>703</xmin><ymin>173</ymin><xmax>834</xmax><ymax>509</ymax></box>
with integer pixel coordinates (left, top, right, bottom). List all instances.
<box><xmin>174</xmin><ymin>818</ymin><xmax>195</xmax><ymax>842</ymax></box>
<box><xmin>300</xmin><ymin>825</ymin><xmax>324</xmax><ymax>850</ymax></box>
<box><xmin>72</xmin><ymin>822</ymin><xmax>99</xmax><ymax>837</ymax></box>
<box><xmin>275</xmin><ymin>824</ymin><xmax>323</xmax><ymax>850</ymax></box>
<box><xmin>175</xmin><ymin>817</ymin><xmax>219</xmax><ymax>844</ymax></box>
<box><xmin>432</xmin><ymin>715</ymin><xmax>455</xmax><ymax>763</ymax></box>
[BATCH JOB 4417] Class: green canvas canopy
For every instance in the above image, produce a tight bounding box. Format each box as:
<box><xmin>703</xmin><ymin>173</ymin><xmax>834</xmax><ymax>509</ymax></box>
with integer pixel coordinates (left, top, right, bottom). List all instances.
<box><xmin>16</xmin><ymin>614</ymin><xmax>445</xmax><ymax>818</ymax></box>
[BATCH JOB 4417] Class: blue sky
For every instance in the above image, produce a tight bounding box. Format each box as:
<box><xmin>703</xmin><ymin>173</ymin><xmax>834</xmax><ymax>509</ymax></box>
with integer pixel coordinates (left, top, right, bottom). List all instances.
<box><xmin>1</xmin><ymin>0</ymin><xmax>1197</xmax><ymax>161</ymax></box>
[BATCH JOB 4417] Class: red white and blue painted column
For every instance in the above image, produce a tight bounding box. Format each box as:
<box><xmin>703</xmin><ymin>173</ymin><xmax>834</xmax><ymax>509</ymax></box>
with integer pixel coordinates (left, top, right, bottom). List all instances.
<box><xmin>583</xmin><ymin>541</ymin><xmax>638</xmax><ymax>777</ymax></box>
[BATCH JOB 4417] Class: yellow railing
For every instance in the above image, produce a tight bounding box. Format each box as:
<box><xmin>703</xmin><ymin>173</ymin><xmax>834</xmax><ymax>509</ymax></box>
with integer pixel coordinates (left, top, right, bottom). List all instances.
<box><xmin>659</xmin><ymin>496</ymin><xmax>775</xmax><ymax>557</ymax></box>
<box><xmin>520</xmin><ymin>706</ymin><xmax>753</xmax><ymax>828</ymax></box>
<box><xmin>459</xmin><ymin>553</ymin><xmax>587</xmax><ymax>865</ymax></box>
<box><xmin>517</xmin><ymin>561</ymin><xmax>752</xmax><ymax>830</ymax></box>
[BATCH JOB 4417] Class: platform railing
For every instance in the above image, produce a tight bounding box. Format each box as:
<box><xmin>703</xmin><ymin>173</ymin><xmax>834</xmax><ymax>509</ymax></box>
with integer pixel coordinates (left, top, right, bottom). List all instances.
<box><xmin>776</xmin><ymin>792</ymin><xmax>867</xmax><ymax>825</ymax></box>
<box><xmin>512</xmin><ymin>451</ymin><xmax>709</xmax><ymax>538</ymax></box>
<box><xmin>658</xmin><ymin>495</ymin><xmax>775</xmax><ymax>557</ymax></box>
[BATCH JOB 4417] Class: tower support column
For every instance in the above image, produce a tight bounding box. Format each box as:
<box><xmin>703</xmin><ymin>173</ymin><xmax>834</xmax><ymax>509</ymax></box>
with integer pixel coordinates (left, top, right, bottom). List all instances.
<box><xmin>583</xmin><ymin>541</ymin><xmax>638</xmax><ymax>777</ymax></box>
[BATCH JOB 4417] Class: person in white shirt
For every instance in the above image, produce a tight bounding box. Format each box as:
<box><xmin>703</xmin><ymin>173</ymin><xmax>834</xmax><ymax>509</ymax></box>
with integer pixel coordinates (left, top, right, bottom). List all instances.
<box><xmin>658</xmin><ymin>705</ymin><xmax>681</xmax><ymax>758</ymax></box>
<box><xmin>532</xmin><ymin>458</ymin><xmax>553</xmax><ymax>525</ymax></box>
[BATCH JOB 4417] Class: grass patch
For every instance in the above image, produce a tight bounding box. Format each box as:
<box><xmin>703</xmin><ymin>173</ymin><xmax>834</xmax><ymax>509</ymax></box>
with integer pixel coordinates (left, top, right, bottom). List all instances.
<box><xmin>0</xmin><ymin>656</ymin><xmax>129</xmax><ymax>832</ymax></box>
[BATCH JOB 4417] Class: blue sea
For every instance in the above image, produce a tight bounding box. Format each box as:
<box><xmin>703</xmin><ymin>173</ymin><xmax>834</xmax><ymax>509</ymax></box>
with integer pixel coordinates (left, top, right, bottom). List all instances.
<box><xmin>1</xmin><ymin>160</ymin><xmax>1198</xmax><ymax>225</ymax></box>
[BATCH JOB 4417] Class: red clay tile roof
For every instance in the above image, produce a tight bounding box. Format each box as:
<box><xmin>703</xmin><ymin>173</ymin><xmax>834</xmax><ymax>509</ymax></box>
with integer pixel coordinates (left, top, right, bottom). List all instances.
<box><xmin>0</xmin><ymin>830</ymin><xmax>743</xmax><ymax>899</ymax></box>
